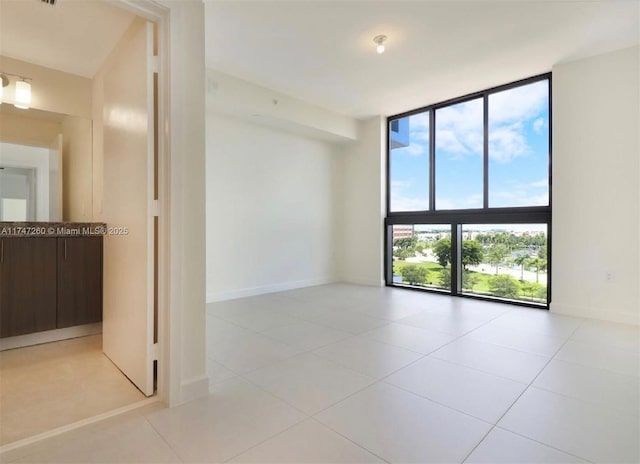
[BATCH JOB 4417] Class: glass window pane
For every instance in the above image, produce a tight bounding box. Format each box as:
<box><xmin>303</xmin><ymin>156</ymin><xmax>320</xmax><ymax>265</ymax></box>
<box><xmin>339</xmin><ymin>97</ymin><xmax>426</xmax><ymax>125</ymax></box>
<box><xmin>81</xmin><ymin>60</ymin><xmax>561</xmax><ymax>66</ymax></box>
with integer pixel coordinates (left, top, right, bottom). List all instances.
<box><xmin>488</xmin><ymin>80</ymin><xmax>549</xmax><ymax>207</ymax></box>
<box><xmin>435</xmin><ymin>98</ymin><xmax>483</xmax><ymax>210</ymax></box>
<box><xmin>461</xmin><ymin>224</ymin><xmax>548</xmax><ymax>304</ymax></box>
<box><xmin>392</xmin><ymin>224</ymin><xmax>451</xmax><ymax>292</ymax></box>
<box><xmin>389</xmin><ymin>112</ymin><xmax>429</xmax><ymax>212</ymax></box>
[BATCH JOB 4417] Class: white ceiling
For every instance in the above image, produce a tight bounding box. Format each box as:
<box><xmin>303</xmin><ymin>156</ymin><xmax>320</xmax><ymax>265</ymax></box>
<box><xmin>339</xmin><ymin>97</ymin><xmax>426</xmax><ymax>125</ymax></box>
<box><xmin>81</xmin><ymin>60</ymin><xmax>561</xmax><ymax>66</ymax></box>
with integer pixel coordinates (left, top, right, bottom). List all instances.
<box><xmin>0</xmin><ymin>0</ymin><xmax>136</xmax><ymax>78</ymax></box>
<box><xmin>204</xmin><ymin>1</ymin><xmax>639</xmax><ymax>118</ymax></box>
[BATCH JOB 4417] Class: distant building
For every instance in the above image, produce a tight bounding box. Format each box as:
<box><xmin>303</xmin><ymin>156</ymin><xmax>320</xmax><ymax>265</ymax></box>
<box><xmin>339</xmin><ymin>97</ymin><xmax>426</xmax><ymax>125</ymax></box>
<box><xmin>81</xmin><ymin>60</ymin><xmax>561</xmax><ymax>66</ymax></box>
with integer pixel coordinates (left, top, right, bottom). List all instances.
<box><xmin>393</xmin><ymin>225</ymin><xmax>414</xmax><ymax>242</ymax></box>
<box><xmin>389</xmin><ymin>118</ymin><xmax>410</xmax><ymax>149</ymax></box>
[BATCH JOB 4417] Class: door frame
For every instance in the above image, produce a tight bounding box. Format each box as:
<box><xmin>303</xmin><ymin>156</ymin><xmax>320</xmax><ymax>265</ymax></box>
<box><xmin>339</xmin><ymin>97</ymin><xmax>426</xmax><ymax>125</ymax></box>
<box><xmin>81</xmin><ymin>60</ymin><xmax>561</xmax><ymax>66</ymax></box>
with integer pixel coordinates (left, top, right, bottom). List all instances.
<box><xmin>108</xmin><ymin>0</ymin><xmax>209</xmax><ymax>408</ymax></box>
<box><xmin>108</xmin><ymin>0</ymin><xmax>172</xmax><ymax>405</ymax></box>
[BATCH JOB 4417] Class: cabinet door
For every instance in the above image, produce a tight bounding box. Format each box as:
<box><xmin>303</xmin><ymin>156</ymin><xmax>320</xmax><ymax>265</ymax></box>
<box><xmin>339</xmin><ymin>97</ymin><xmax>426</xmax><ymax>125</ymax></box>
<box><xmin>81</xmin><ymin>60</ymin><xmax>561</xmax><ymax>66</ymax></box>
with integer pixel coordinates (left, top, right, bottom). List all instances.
<box><xmin>0</xmin><ymin>238</ymin><xmax>57</xmax><ymax>338</ymax></box>
<box><xmin>57</xmin><ymin>237</ymin><xmax>103</xmax><ymax>329</ymax></box>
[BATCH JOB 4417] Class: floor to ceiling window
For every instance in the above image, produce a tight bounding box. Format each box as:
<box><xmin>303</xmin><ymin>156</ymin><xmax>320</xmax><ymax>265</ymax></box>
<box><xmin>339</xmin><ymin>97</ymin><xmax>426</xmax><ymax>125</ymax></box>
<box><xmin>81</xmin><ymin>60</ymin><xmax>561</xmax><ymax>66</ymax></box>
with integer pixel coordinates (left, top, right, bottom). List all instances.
<box><xmin>385</xmin><ymin>74</ymin><xmax>551</xmax><ymax>306</ymax></box>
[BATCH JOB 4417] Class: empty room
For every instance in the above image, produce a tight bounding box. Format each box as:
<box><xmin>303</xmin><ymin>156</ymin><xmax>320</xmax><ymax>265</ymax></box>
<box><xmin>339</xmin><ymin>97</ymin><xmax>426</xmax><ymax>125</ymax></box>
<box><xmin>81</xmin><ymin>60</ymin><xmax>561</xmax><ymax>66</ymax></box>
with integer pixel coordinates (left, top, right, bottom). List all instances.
<box><xmin>0</xmin><ymin>1</ymin><xmax>638</xmax><ymax>463</ymax></box>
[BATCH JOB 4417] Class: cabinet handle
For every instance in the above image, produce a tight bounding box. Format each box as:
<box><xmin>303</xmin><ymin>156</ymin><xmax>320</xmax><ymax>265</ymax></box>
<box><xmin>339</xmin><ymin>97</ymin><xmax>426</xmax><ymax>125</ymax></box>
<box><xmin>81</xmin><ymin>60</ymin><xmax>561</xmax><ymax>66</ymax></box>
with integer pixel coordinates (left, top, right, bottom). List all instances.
<box><xmin>1</xmin><ymin>239</ymin><xmax>3</xmax><ymax>264</ymax></box>
<box><xmin>64</xmin><ymin>239</ymin><xmax>67</xmax><ymax>260</ymax></box>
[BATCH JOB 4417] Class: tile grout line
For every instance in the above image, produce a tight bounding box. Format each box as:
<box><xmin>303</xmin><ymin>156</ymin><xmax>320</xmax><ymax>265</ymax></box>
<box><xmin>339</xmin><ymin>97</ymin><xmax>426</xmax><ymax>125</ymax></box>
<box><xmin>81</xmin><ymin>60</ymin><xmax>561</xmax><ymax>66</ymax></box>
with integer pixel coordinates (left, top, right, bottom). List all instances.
<box><xmin>219</xmin><ymin>416</ymin><xmax>310</xmax><ymax>463</ymax></box>
<box><xmin>220</xmin><ymin>415</ymin><xmax>391</xmax><ymax>464</ymax></box>
<box><xmin>369</xmin><ymin>303</ymin><xmax>524</xmax><ymax>384</ymax></box>
<box><xmin>141</xmin><ymin>412</ymin><xmax>187</xmax><ymax>463</ymax></box>
<box><xmin>308</xmin><ymin>416</ymin><xmax>393</xmax><ymax>464</ymax></box>
<box><xmin>207</xmin><ymin>298</ymin><xmax>399</xmax><ymax>464</ymax></box>
<box><xmin>207</xmin><ymin>301</ymin><xmax>390</xmax><ymax>349</ymax></box>
<box><xmin>209</xmin><ymin>288</ymin><xmax>596</xmax><ymax>463</ymax></box>
<box><xmin>460</xmin><ymin>317</ymin><xmax>587</xmax><ymax>463</ymax></box>
<box><xmin>488</xmin><ymin>425</ymin><xmax>596</xmax><ymax>464</ymax></box>
<box><xmin>289</xmin><ymin>304</ymin><xmax>523</xmax><ymax>460</ymax></box>
<box><xmin>215</xmin><ymin>295</ymin><xmax>524</xmax><ymax>427</ymax></box>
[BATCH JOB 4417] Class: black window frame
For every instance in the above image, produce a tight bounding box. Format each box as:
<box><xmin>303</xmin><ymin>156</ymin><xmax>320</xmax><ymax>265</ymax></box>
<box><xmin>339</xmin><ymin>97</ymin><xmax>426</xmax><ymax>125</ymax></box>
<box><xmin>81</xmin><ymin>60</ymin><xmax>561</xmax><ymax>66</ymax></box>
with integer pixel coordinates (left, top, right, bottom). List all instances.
<box><xmin>385</xmin><ymin>73</ymin><xmax>552</xmax><ymax>308</ymax></box>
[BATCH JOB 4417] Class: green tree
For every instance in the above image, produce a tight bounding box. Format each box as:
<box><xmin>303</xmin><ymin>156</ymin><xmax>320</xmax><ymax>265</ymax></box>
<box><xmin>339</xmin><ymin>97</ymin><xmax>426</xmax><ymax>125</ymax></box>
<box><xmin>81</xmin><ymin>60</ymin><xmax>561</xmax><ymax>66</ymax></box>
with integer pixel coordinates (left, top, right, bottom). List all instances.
<box><xmin>521</xmin><ymin>281</ymin><xmax>541</xmax><ymax>300</ymax></box>
<box><xmin>528</xmin><ymin>257</ymin><xmax>547</xmax><ymax>283</ymax></box>
<box><xmin>487</xmin><ymin>245</ymin><xmax>509</xmax><ymax>275</ymax></box>
<box><xmin>535</xmin><ymin>284</ymin><xmax>548</xmax><ymax>301</ymax></box>
<box><xmin>394</xmin><ymin>236</ymin><xmax>418</xmax><ymax>261</ymax></box>
<box><xmin>489</xmin><ymin>274</ymin><xmax>521</xmax><ymax>299</ymax></box>
<box><xmin>394</xmin><ymin>248</ymin><xmax>413</xmax><ymax>260</ymax></box>
<box><xmin>514</xmin><ymin>254</ymin><xmax>530</xmax><ymax>281</ymax></box>
<box><xmin>462</xmin><ymin>271</ymin><xmax>480</xmax><ymax>291</ymax></box>
<box><xmin>399</xmin><ymin>264</ymin><xmax>428</xmax><ymax>285</ymax></box>
<box><xmin>438</xmin><ymin>268</ymin><xmax>451</xmax><ymax>288</ymax></box>
<box><xmin>462</xmin><ymin>241</ymin><xmax>483</xmax><ymax>270</ymax></box>
<box><xmin>538</xmin><ymin>244</ymin><xmax>548</xmax><ymax>260</ymax></box>
<box><xmin>394</xmin><ymin>236</ymin><xmax>418</xmax><ymax>250</ymax></box>
<box><xmin>433</xmin><ymin>238</ymin><xmax>451</xmax><ymax>267</ymax></box>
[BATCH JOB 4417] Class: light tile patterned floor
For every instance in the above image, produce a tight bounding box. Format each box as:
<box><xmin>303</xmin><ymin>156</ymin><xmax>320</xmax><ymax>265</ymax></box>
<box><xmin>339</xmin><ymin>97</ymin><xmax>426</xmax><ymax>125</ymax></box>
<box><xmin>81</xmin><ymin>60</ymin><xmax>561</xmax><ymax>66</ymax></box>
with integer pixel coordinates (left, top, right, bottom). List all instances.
<box><xmin>0</xmin><ymin>335</ymin><xmax>146</xmax><ymax>446</ymax></box>
<box><xmin>3</xmin><ymin>284</ymin><xmax>639</xmax><ymax>463</ymax></box>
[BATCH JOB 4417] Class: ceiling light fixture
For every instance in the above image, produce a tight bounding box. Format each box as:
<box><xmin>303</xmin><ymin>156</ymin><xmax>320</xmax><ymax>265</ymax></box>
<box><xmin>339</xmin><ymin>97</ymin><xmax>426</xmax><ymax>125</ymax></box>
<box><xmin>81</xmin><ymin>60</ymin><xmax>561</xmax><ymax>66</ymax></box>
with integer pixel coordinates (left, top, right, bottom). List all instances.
<box><xmin>0</xmin><ymin>71</ymin><xmax>33</xmax><ymax>109</ymax></box>
<box><xmin>373</xmin><ymin>35</ymin><xmax>387</xmax><ymax>54</ymax></box>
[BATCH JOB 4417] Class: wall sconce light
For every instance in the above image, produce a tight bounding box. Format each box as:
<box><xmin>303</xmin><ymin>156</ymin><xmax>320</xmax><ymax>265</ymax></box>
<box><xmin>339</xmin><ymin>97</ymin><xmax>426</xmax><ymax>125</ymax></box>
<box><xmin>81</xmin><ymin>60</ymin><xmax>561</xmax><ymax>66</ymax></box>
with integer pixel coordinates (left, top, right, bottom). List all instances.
<box><xmin>0</xmin><ymin>72</ymin><xmax>33</xmax><ymax>109</ymax></box>
<box><xmin>373</xmin><ymin>35</ymin><xmax>387</xmax><ymax>54</ymax></box>
<box><xmin>14</xmin><ymin>80</ymin><xmax>32</xmax><ymax>109</ymax></box>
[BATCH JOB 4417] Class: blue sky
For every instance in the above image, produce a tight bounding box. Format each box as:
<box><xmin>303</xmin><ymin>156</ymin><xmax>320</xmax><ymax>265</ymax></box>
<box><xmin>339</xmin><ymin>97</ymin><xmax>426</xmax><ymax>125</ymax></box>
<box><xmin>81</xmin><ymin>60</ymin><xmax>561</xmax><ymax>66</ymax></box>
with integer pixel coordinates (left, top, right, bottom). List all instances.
<box><xmin>390</xmin><ymin>79</ymin><xmax>549</xmax><ymax>212</ymax></box>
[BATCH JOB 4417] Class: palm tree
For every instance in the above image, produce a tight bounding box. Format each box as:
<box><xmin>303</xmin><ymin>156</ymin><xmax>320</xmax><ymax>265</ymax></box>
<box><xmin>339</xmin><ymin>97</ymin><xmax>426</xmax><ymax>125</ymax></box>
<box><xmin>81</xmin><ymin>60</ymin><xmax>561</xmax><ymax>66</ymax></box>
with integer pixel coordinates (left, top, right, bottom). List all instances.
<box><xmin>528</xmin><ymin>257</ymin><xmax>547</xmax><ymax>283</ymax></box>
<box><xmin>514</xmin><ymin>254</ymin><xmax>530</xmax><ymax>281</ymax></box>
<box><xmin>487</xmin><ymin>245</ymin><xmax>508</xmax><ymax>275</ymax></box>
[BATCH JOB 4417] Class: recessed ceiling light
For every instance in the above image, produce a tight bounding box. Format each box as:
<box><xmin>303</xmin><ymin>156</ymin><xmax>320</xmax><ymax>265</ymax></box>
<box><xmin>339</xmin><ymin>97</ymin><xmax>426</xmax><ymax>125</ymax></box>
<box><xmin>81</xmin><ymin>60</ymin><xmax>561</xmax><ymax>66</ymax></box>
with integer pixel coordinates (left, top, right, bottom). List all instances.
<box><xmin>373</xmin><ymin>35</ymin><xmax>387</xmax><ymax>54</ymax></box>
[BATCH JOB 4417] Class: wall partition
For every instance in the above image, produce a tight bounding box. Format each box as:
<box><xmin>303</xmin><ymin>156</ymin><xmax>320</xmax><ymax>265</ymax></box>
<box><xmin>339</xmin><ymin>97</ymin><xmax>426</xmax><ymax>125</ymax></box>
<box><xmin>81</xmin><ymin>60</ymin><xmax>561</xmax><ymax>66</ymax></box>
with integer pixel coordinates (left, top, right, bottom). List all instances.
<box><xmin>385</xmin><ymin>74</ymin><xmax>551</xmax><ymax>307</ymax></box>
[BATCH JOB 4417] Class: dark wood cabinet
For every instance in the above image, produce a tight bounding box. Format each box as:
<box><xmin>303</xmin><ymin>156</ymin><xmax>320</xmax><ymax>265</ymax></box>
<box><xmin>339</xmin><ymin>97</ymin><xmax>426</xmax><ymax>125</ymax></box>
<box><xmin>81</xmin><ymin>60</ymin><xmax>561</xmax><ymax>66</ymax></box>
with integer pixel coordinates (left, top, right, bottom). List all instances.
<box><xmin>57</xmin><ymin>237</ymin><xmax>103</xmax><ymax>329</ymax></box>
<box><xmin>0</xmin><ymin>235</ymin><xmax>103</xmax><ymax>338</ymax></box>
<box><xmin>0</xmin><ymin>237</ymin><xmax>57</xmax><ymax>338</ymax></box>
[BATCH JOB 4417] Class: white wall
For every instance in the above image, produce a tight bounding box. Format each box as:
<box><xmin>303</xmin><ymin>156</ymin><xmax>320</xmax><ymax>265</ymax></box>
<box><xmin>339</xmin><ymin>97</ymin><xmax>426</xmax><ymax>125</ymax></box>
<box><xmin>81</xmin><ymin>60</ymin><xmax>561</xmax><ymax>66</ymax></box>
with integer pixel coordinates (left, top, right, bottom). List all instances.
<box><xmin>551</xmin><ymin>46</ymin><xmax>639</xmax><ymax>325</ymax></box>
<box><xmin>206</xmin><ymin>114</ymin><xmax>341</xmax><ymax>301</ymax></box>
<box><xmin>338</xmin><ymin>116</ymin><xmax>386</xmax><ymax>286</ymax></box>
<box><xmin>206</xmin><ymin>69</ymin><xmax>357</xmax><ymax>143</ymax></box>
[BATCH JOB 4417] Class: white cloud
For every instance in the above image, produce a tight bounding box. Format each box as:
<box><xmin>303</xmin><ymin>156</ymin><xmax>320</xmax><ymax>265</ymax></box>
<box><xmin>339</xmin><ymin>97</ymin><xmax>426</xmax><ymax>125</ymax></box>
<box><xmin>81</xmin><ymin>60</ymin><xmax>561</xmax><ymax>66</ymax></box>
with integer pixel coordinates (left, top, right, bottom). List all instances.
<box><xmin>401</xmin><ymin>143</ymin><xmax>426</xmax><ymax>157</ymax></box>
<box><xmin>529</xmin><ymin>178</ymin><xmax>548</xmax><ymax>188</ymax></box>
<box><xmin>409</xmin><ymin>112</ymin><xmax>429</xmax><ymax>140</ymax></box>
<box><xmin>489</xmin><ymin>187</ymin><xmax>548</xmax><ymax>207</ymax></box>
<box><xmin>488</xmin><ymin>80</ymin><xmax>548</xmax><ymax>125</ymax></box>
<box><xmin>532</xmin><ymin>117</ymin><xmax>546</xmax><ymax>134</ymax></box>
<box><xmin>435</xmin><ymin>129</ymin><xmax>470</xmax><ymax>157</ymax></box>
<box><xmin>394</xmin><ymin>80</ymin><xmax>548</xmax><ymax>164</ymax></box>
<box><xmin>485</xmin><ymin>81</ymin><xmax>548</xmax><ymax>163</ymax></box>
<box><xmin>391</xmin><ymin>180</ymin><xmax>411</xmax><ymax>190</ymax></box>
<box><xmin>390</xmin><ymin>180</ymin><xmax>428</xmax><ymax>211</ymax></box>
<box><xmin>488</xmin><ymin>122</ymin><xmax>527</xmax><ymax>163</ymax></box>
<box><xmin>435</xmin><ymin>99</ymin><xmax>483</xmax><ymax>158</ymax></box>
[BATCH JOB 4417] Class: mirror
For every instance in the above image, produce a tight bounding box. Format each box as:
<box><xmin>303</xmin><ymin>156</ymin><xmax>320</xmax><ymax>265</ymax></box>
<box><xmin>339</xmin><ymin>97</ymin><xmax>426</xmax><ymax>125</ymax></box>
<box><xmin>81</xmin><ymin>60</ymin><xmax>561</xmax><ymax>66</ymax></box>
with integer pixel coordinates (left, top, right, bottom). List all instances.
<box><xmin>0</xmin><ymin>105</ymin><xmax>93</xmax><ymax>222</ymax></box>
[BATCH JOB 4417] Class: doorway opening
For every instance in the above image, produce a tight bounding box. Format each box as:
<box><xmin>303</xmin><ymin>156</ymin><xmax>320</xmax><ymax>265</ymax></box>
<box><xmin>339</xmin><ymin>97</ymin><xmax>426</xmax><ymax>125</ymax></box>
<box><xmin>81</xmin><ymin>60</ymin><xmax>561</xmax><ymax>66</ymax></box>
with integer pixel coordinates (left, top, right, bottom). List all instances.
<box><xmin>0</xmin><ymin>0</ymin><xmax>168</xmax><ymax>448</ymax></box>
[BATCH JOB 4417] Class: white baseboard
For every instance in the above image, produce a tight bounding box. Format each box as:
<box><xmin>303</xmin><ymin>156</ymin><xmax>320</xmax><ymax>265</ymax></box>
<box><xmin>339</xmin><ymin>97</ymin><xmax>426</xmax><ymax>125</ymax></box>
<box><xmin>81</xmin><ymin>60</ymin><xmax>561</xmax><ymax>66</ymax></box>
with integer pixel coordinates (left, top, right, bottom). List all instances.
<box><xmin>550</xmin><ymin>303</ymin><xmax>640</xmax><ymax>326</ymax></box>
<box><xmin>207</xmin><ymin>277</ymin><xmax>337</xmax><ymax>303</ymax></box>
<box><xmin>180</xmin><ymin>374</ymin><xmax>210</xmax><ymax>404</ymax></box>
<box><xmin>0</xmin><ymin>323</ymin><xmax>102</xmax><ymax>351</ymax></box>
